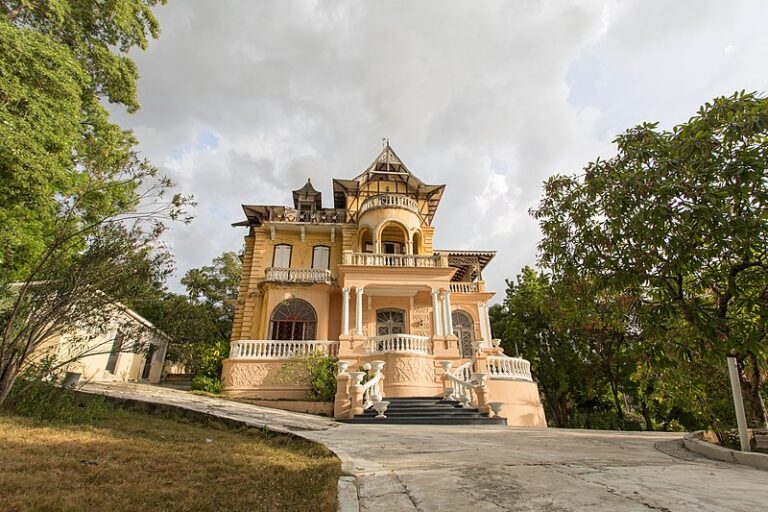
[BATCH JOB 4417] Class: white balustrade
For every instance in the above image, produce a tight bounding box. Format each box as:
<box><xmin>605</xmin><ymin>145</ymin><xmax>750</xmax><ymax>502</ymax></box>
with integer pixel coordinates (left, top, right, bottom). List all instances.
<box><xmin>229</xmin><ymin>340</ymin><xmax>339</xmax><ymax>360</ymax></box>
<box><xmin>449</xmin><ymin>282</ymin><xmax>479</xmax><ymax>293</ymax></box>
<box><xmin>439</xmin><ymin>360</ymin><xmax>478</xmax><ymax>408</ymax></box>
<box><xmin>342</xmin><ymin>252</ymin><xmax>445</xmax><ymax>268</ymax></box>
<box><xmin>362</xmin><ymin>360</ymin><xmax>385</xmax><ymax>410</ymax></box>
<box><xmin>487</xmin><ymin>356</ymin><xmax>532</xmax><ymax>381</ymax></box>
<box><xmin>359</xmin><ymin>194</ymin><xmax>419</xmax><ymax>216</ymax></box>
<box><xmin>264</xmin><ymin>267</ymin><xmax>332</xmax><ymax>284</ymax></box>
<box><xmin>365</xmin><ymin>334</ymin><xmax>432</xmax><ymax>355</ymax></box>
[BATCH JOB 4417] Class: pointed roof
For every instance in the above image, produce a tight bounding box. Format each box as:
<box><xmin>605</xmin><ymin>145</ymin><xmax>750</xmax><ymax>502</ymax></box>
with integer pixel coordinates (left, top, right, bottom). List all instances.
<box><xmin>333</xmin><ymin>142</ymin><xmax>445</xmax><ymax>224</ymax></box>
<box><xmin>292</xmin><ymin>178</ymin><xmax>322</xmax><ymax>209</ymax></box>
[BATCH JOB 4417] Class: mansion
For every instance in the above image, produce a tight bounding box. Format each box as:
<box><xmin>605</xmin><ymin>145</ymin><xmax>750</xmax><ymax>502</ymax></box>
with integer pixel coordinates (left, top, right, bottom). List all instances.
<box><xmin>222</xmin><ymin>144</ymin><xmax>546</xmax><ymax>427</ymax></box>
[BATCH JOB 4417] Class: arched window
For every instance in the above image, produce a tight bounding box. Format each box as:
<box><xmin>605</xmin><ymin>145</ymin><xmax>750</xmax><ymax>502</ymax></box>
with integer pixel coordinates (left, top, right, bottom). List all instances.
<box><xmin>272</xmin><ymin>244</ymin><xmax>292</xmax><ymax>268</ymax></box>
<box><xmin>269</xmin><ymin>299</ymin><xmax>317</xmax><ymax>340</ymax></box>
<box><xmin>312</xmin><ymin>245</ymin><xmax>330</xmax><ymax>270</ymax></box>
<box><xmin>376</xmin><ymin>308</ymin><xmax>405</xmax><ymax>336</ymax></box>
<box><xmin>452</xmin><ymin>310</ymin><xmax>475</xmax><ymax>357</ymax></box>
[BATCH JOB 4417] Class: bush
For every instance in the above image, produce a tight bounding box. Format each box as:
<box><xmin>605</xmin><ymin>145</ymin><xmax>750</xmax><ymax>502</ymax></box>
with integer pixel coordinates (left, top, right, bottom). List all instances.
<box><xmin>275</xmin><ymin>353</ymin><xmax>337</xmax><ymax>402</ymax></box>
<box><xmin>3</xmin><ymin>379</ymin><xmax>110</xmax><ymax>423</ymax></box>
<box><xmin>307</xmin><ymin>354</ymin><xmax>336</xmax><ymax>402</ymax></box>
<box><xmin>190</xmin><ymin>375</ymin><xmax>223</xmax><ymax>394</ymax></box>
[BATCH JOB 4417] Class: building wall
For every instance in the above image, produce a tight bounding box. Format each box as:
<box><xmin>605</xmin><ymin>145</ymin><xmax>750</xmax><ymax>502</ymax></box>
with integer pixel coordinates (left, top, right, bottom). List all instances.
<box><xmin>30</xmin><ymin>309</ymin><xmax>168</xmax><ymax>385</ymax></box>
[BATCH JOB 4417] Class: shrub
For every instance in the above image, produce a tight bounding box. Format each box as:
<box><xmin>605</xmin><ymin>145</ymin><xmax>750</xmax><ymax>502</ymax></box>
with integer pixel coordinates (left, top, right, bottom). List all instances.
<box><xmin>275</xmin><ymin>353</ymin><xmax>337</xmax><ymax>402</ymax></box>
<box><xmin>3</xmin><ymin>379</ymin><xmax>109</xmax><ymax>423</ymax></box>
<box><xmin>190</xmin><ymin>375</ymin><xmax>223</xmax><ymax>394</ymax></box>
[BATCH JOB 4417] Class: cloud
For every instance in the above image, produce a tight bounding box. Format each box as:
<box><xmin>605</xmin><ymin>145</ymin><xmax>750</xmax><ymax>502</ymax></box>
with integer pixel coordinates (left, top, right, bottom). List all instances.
<box><xmin>111</xmin><ymin>0</ymin><xmax>768</xmax><ymax>301</ymax></box>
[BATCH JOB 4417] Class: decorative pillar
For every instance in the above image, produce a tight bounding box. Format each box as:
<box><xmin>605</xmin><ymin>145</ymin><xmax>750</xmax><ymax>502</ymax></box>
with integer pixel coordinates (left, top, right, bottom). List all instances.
<box><xmin>445</xmin><ymin>291</ymin><xmax>454</xmax><ymax>334</ymax></box>
<box><xmin>484</xmin><ymin>301</ymin><xmax>493</xmax><ymax>341</ymax></box>
<box><xmin>431</xmin><ymin>289</ymin><xmax>443</xmax><ymax>336</ymax></box>
<box><xmin>333</xmin><ymin>362</ymin><xmax>351</xmax><ymax>419</ymax></box>
<box><xmin>355</xmin><ymin>286</ymin><xmax>364</xmax><ymax>336</ymax></box>
<box><xmin>341</xmin><ymin>288</ymin><xmax>350</xmax><ymax>336</ymax></box>
<box><xmin>348</xmin><ymin>372</ymin><xmax>366</xmax><ymax>418</ymax></box>
<box><xmin>478</xmin><ymin>302</ymin><xmax>488</xmax><ymax>341</ymax></box>
<box><xmin>440</xmin><ymin>291</ymin><xmax>450</xmax><ymax>336</ymax></box>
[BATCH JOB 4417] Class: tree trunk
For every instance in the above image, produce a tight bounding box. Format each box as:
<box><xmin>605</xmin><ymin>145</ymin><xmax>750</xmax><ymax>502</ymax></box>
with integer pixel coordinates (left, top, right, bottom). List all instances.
<box><xmin>0</xmin><ymin>360</ymin><xmax>19</xmax><ymax>407</ymax></box>
<box><xmin>739</xmin><ymin>353</ymin><xmax>768</xmax><ymax>429</ymax></box>
<box><xmin>640</xmin><ymin>400</ymin><xmax>654</xmax><ymax>431</ymax></box>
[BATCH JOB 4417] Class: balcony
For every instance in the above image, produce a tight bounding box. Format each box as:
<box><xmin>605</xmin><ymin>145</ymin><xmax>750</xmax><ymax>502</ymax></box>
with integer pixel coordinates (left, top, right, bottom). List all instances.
<box><xmin>229</xmin><ymin>340</ymin><xmax>339</xmax><ymax>359</ymax></box>
<box><xmin>342</xmin><ymin>252</ymin><xmax>448</xmax><ymax>268</ymax></box>
<box><xmin>364</xmin><ymin>334</ymin><xmax>432</xmax><ymax>355</ymax></box>
<box><xmin>449</xmin><ymin>281</ymin><xmax>485</xmax><ymax>293</ymax></box>
<box><xmin>359</xmin><ymin>194</ymin><xmax>419</xmax><ymax>216</ymax></box>
<box><xmin>487</xmin><ymin>356</ymin><xmax>533</xmax><ymax>382</ymax></box>
<box><xmin>264</xmin><ymin>267</ymin><xmax>332</xmax><ymax>284</ymax></box>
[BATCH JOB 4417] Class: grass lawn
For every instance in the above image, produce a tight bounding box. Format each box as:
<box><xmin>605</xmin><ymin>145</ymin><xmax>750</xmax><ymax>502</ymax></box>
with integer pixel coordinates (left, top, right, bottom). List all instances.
<box><xmin>0</xmin><ymin>404</ymin><xmax>340</xmax><ymax>512</ymax></box>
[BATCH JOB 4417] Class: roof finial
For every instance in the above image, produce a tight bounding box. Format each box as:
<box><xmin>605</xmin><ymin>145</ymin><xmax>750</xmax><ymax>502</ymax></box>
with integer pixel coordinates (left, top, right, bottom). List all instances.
<box><xmin>382</xmin><ymin>137</ymin><xmax>389</xmax><ymax>148</ymax></box>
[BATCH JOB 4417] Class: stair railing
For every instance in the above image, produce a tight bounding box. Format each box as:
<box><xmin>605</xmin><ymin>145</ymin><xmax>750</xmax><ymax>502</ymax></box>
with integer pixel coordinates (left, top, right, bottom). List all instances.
<box><xmin>439</xmin><ymin>361</ymin><xmax>478</xmax><ymax>408</ymax></box>
<box><xmin>361</xmin><ymin>360</ymin><xmax>385</xmax><ymax>410</ymax></box>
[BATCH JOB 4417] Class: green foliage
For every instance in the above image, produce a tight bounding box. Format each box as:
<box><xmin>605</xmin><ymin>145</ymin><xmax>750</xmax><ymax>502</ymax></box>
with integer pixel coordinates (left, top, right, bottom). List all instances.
<box><xmin>132</xmin><ymin>251</ymin><xmax>241</xmax><ymax>379</ymax></box>
<box><xmin>307</xmin><ymin>354</ymin><xmax>337</xmax><ymax>402</ymax></box>
<box><xmin>0</xmin><ymin>1</ymin><xmax>188</xmax><ymax>409</ymax></box>
<box><xmin>275</xmin><ymin>353</ymin><xmax>337</xmax><ymax>402</ymax></box>
<box><xmin>3</xmin><ymin>379</ymin><xmax>109</xmax><ymax>423</ymax></box>
<box><xmin>525</xmin><ymin>91</ymin><xmax>768</xmax><ymax>430</ymax></box>
<box><xmin>190</xmin><ymin>375</ymin><xmax>223</xmax><ymax>395</ymax></box>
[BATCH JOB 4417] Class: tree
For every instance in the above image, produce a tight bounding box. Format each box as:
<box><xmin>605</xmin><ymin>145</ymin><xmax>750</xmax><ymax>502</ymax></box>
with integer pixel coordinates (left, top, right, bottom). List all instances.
<box><xmin>493</xmin><ymin>267</ymin><xmax>645</xmax><ymax>429</ymax></box>
<box><xmin>532</xmin><ymin>92</ymin><xmax>768</xmax><ymax>428</ymax></box>
<box><xmin>133</xmin><ymin>252</ymin><xmax>241</xmax><ymax>382</ymax></box>
<box><xmin>0</xmin><ymin>1</ymin><xmax>187</xmax><ymax>405</ymax></box>
<box><xmin>181</xmin><ymin>251</ymin><xmax>241</xmax><ymax>340</ymax></box>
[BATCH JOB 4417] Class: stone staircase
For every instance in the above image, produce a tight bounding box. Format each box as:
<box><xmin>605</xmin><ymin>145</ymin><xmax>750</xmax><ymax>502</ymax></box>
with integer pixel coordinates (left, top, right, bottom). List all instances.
<box><xmin>337</xmin><ymin>396</ymin><xmax>507</xmax><ymax>425</ymax></box>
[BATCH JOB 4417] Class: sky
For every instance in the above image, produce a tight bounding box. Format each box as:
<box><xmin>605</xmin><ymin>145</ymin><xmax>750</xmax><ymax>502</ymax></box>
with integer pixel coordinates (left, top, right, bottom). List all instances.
<box><xmin>112</xmin><ymin>0</ymin><xmax>768</xmax><ymax>302</ymax></box>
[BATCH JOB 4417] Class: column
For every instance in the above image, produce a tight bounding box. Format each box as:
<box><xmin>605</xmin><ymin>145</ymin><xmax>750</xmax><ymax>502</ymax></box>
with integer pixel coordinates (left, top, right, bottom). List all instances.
<box><xmin>478</xmin><ymin>302</ymin><xmax>488</xmax><ymax>340</ymax></box>
<box><xmin>341</xmin><ymin>287</ymin><xmax>350</xmax><ymax>336</ymax></box>
<box><xmin>445</xmin><ymin>291</ymin><xmax>454</xmax><ymax>334</ymax></box>
<box><xmin>431</xmin><ymin>289</ymin><xmax>443</xmax><ymax>336</ymax></box>
<box><xmin>440</xmin><ymin>291</ymin><xmax>451</xmax><ymax>336</ymax></box>
<box><xmin>484</xmin><ymin>301</ymin><xmax>493</xmax><ymax>341</ymax></box>
<box><xmin>355</xmin><ymin>286</ymin><xmax>364</xmax><ymax>336</ymax></box>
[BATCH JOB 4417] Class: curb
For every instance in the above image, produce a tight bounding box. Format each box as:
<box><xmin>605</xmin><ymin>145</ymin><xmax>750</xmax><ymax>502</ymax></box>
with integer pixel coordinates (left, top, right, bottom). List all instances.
<box><xmin>683</xmin><ymin>430</ymin><xmax>768</xmax><ymax>471</ymax></box>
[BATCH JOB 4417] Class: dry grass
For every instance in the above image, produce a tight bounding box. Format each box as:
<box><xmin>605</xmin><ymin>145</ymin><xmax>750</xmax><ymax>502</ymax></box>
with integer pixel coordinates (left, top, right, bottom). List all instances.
<box><xmin>0</xmin><ymin>407</ymin><xmax>340</xmax><ymax>512</ymax></box>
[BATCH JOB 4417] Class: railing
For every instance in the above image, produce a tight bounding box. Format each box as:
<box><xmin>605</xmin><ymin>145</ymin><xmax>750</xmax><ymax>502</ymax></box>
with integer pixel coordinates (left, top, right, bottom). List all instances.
<box><xmin>359</xmin><ymin>194</ymin><xmax>419</xmax><ymax>216</ymax></box>
<box><xmin>342</xmin><ymin>252</ymin><xmax>447</xmax><ymax>268</ymax></box>
<box><xmin>365</xmin><ymin>334</ymin><xmax>432</xmax><ymax>355</ymax></box>
<box><xmin>440</xmin><ymin>361</ymin><xmax>478</xmax><ymax>408</ymax></box>
<box><xmin>229</xmin><ymin>340</ymin><xmax>339</xmax><ymax>360</ymax></box>
<box><xmin>450</xmin><ymin>282</ymin><xmax>479</xmax><ymax>293</ymax></box>
<box><xmin>487</xmin><ymin>356</ymin><xmax>532</xmax><ymax>381</ymax></box>
<box><xmin>361</xmin><ymin>362</ymin><xmax>385</xmax><ymax>410</ymax></box>
<box><xmin>268</xmin><ymin>207</ymin><xmax>347</xmax><ymax>224</ymax></box>
<box><xmin>264</xmin><ymin>267</ymin><xmax>332</xmax><ymax>284</ymax></box>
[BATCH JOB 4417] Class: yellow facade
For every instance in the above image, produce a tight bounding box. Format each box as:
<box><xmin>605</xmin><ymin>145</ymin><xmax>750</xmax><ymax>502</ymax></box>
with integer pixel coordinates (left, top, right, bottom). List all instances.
<box><xmin>223</xmin><ymin>145</ymin><xmax>546</xmax><ymax>427</ymax></box>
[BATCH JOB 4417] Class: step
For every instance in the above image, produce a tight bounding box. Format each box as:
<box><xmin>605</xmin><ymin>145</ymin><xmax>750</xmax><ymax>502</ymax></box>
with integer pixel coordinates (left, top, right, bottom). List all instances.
<box><xmin>357</xmin><ymin>409</ymin><xmax>486</xmax><ymax>417</ymax></box>
<box><xmin>338</xmin><ymin>416</ymin><xmax>507</xmax><ymax>425</ymax></box>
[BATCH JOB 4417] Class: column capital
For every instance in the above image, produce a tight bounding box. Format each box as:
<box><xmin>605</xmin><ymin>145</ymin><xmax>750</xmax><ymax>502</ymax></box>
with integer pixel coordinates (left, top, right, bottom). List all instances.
<box><xmin>431</xmin><ymin>288</ymin><xmax>440</xmax><ymax>296</ymax></box>
<box><xmin>342</xmin><ymin>287</ymin><xmax>350</xmax><ymax>293</ymax></box>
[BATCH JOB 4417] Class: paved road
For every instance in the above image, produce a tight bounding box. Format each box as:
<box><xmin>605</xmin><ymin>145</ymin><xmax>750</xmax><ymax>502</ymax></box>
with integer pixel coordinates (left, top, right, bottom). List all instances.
<box><xmin>83</xmin><ymin>383</ymin><xmax>767</xmax><ymax>512</ymax></box>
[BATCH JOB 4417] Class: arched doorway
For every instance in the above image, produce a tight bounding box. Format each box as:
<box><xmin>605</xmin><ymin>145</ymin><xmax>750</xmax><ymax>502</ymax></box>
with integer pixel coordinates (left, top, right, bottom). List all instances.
<box><xmin>452</xmin><ymin>310</ymin><xmax>475</xmax><ymax>357</ymax></box>
<box><xmin>269</xmin><ymin>299</ymin><xmax>317</xmax><ymax>340</ymax></box>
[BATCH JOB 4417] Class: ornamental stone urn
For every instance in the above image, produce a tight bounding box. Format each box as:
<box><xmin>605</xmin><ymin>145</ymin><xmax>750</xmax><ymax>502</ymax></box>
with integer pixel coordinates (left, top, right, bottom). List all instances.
<box><xmin>488</xmin><ymin>402</ymin><xmax>504</xmax><ymax>418</ymax></box>
<box><xmin>473</xmin><ymin>372</ymin><xmax>488</xmax><ymax>386</ymax></box>
<box><xmin>373</xmin><ymin>401</ymin><xmax>390</xmax><ymax>418</ymax></box>
<box><xmin>336</xmin><ymin>360</ymin><xmax>350</xmax><ymax>374</ymax></box>
<box><xmin>439</xmin><ymin>361</ymin><xmax>453</xmax><ymax>373</ymax></box>
<box><xmin>348</xmin><ymin>372</ymin><xmax>366</xmax><ymax>385</ymax></box>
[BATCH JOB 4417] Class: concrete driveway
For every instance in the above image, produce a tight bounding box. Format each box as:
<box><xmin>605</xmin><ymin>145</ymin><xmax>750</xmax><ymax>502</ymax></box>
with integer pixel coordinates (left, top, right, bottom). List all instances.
<box><xmin>83</xmin><ymin>383</ymin><xmax>767</xmax><ymax>512</ymax></box>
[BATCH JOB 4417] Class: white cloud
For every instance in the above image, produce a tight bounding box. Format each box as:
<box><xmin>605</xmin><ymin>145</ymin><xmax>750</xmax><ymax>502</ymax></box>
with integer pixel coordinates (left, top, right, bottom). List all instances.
<box><xmin>110</xmin><ymin>0</ymin><xmax>768</xmax><ymax>301</ymax></box>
